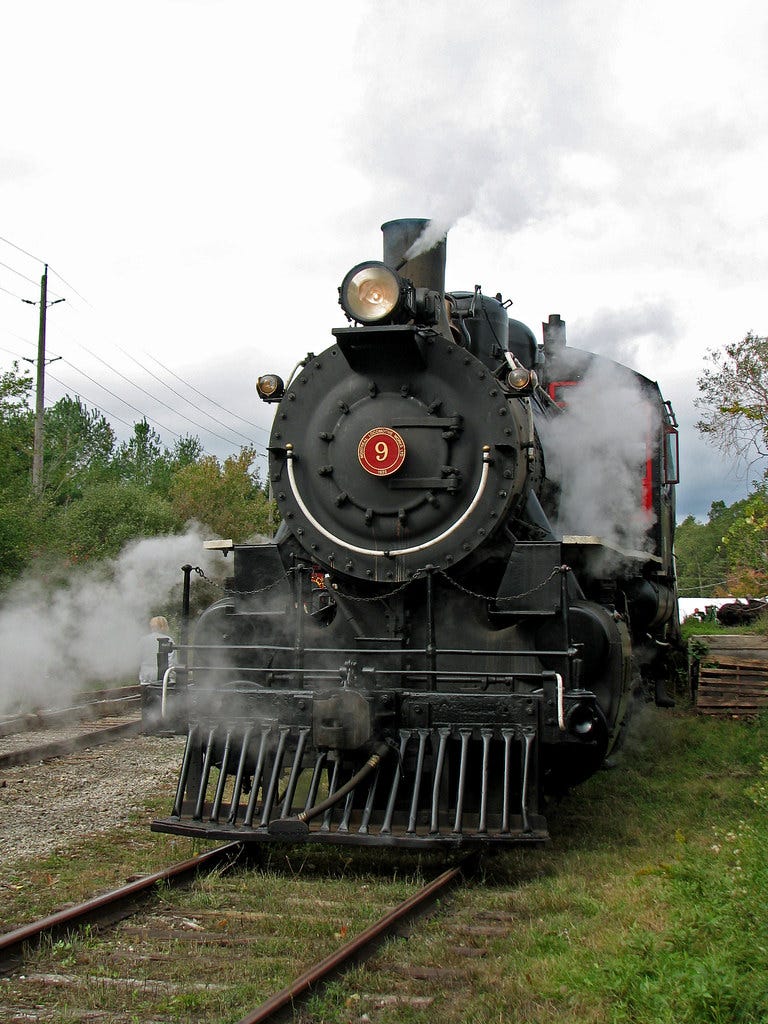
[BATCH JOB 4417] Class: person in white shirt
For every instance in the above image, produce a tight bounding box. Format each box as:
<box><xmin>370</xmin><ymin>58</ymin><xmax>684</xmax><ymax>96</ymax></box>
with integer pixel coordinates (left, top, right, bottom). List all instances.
<box><xmin>139</xmin><ymin>615</ymin><xmax>176</xmax><ymax>684</ymax></box>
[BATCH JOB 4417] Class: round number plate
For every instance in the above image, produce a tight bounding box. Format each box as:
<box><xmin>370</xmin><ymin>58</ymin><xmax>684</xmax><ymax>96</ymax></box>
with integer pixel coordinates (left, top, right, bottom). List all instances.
<box><xmin>357</xmin><ymin>427</ymin><xmax>406</xmax><ymax>476</ymax></box>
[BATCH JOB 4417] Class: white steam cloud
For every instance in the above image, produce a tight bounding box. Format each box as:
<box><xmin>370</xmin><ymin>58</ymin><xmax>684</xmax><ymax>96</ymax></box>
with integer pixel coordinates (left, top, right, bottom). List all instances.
<box><xmin>539</xmin><ymin>360</ymin><xmax>657</xmax><ymax>553</ymax></box>
<box><xmin>0</xmin><ymin>527</ymin><xmax>218</xmax><ymax>716</ymax></box>
<box><xmin>404</xmin><ymin>218</ymin><xmax>451</xmax><ymax>261</ymax></box>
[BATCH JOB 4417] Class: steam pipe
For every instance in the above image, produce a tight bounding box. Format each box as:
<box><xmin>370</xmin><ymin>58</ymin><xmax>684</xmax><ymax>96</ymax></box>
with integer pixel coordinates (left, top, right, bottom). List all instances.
<box><xmin>425</xmin><ymin>567</ymin><xmax>437</xmax><ymax>686</ymax></box>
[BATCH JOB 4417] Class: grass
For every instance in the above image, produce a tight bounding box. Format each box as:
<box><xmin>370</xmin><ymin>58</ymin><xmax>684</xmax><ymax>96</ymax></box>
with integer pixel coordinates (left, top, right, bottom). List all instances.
<box><xmin>681</xmin><ymin>611</ymin><xmax>768</xmax><ymax>640</ymax></box>
<box><xmin>309</xmin><ymin>709</ymin><xmax>768</xmax><ymax>1024</ymax></box>
<box><xmin>4</xmin><ymin>710</ymin><xmax>768</xmax><ymax>1023</ymax></box>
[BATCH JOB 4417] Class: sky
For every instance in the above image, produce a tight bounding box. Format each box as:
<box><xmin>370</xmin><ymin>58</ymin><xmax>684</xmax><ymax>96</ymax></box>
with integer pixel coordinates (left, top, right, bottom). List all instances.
<box><xmin>2</xmin><ymin>0</ymin><xmax>767</xmax><ymax>522</ymax></box>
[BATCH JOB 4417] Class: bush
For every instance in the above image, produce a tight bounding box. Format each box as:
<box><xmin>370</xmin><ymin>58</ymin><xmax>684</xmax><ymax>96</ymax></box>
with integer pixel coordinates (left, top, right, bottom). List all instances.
<box><xmin>53</xmin><ymin>481</ymin><xmax>180</xmax><ymax>562</ymax></box>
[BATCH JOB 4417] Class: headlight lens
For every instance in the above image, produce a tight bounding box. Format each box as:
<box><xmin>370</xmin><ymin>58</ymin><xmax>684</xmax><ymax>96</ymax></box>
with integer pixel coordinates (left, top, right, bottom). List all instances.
<box><xmin>340</xmin><ymin>262</ymin><xmax>404</xmax><ymax>324</ymax></box>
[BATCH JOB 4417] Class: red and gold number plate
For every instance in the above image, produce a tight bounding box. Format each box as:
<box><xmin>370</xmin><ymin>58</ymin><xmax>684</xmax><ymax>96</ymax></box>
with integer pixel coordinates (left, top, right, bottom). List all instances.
<box><xmin>357</xmin><ymin>427</ymin><xmax>406</xmax><ymax>476</ymax></box>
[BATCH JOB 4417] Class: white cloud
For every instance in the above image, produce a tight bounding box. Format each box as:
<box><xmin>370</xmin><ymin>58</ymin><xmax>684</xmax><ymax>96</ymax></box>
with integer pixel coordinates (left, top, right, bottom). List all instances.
<box><xmin>1</xmin><ymin>0</ymin><xmax>766</xmax><ymax>520</ymax></box>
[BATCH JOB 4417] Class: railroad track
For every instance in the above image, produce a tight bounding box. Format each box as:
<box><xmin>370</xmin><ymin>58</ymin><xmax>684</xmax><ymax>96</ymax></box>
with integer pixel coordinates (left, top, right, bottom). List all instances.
<box><xmin>0</xmin><ymin>685</ymin><xmax>144</xmax><ymax>769</ymax></box>
<box><xmin>0</xmin><ymin>846</ymin><xmax>475</xmax><ymax>1022</ymax></box>
<box><xmin>0</xmin><ymin>685</ymin><xmax>141</xmax><ymax>739</ymax></box>
<box><xmin>0</xmin><ymin>842</ymin><xmax>244</xmax><ymax>973</ymax></box>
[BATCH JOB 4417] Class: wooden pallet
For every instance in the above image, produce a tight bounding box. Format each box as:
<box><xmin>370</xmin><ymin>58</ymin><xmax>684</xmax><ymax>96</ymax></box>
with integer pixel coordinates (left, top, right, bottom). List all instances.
<box><xmin>696</xmin><ymin>653</ymin><xmax>768</xmax><ymax>716</ymax></box>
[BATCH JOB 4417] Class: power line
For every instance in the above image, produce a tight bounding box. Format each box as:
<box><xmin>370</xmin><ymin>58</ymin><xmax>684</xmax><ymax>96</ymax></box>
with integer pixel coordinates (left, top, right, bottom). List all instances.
<box><xmin>0</xmin><ymin>344</ymin><xmax>25</xmax><ymax>360</ymax></box>
<box><xmin>0</xmin><ymin>237</ymin><xmax>77</xmax><ymax>302</ymax></box>
<box><xmin>0</xmin><ymin>259</ymin><xmax>41</xmax><ymax>289</ymax></box>
<box><xmin>54</xmin><ymin>360</ymin><xmax>183</xmax><ymax>439</ymax></box>
<box><xmin>46</xmin><ymin>371</ymin><xmax>147</xmax><ymax>432</ymax></box>
<box><xmin>47</xmin><ymin>266</ymin><xmax>92</xmax><ymax>308</ymax></box>
<box><xmin>0</xmin><ymin>235</ymin><xmax>267</xmax><ymax>454</ymax></box>
<box><xmin>74</xmin><ymin>341</ymin><xmax>254</xmax><ymax>448</ymax></box>
<box><xmin>0</xmin><ymin>235</ymin><xmax>44</xmax><ymax>264</ymax></box>
<box><xmin>0</xmin><ymin>326</ymin><xmax>36</xmax><ymax>349</ymax></box>
<box><xmin>141</xmin><ymin>350</ymin><xmax>269</xmax><ymax>434</ymax></box>
<box><xmin>118</xmin><ymin>346</ymin><xmax>257</xmax><ymax>445</ymax></box>
<box><xmin>0</xmin><ymin>282</ymin><xmax>26</xmax><ymax>302</ymax></box>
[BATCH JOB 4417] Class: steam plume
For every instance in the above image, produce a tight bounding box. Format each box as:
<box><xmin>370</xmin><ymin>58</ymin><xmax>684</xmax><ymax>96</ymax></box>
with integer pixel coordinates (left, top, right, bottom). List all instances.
<box><xmin>0</xmin><ymin>527</ymin><xmax>218</xmax><ymax>716</ymax></box>
<box><xmin>404</xmin><ymin>218</ymin><xmax>451</xmax><ymax>261</ymax></box>
<box><xmin>539</xmin><ymin>359</ymin><xmax>657</xmax><ymax>554</ymax></box>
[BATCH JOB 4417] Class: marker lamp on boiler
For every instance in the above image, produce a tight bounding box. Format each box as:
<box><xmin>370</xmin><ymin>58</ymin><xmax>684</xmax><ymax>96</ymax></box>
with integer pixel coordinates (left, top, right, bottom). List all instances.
<box><xmin>507</xmin><ymin>367</ymin><xmax>532</xmax><ymax>390</ymax></box>
<box><xmin>339</xmin><ymin>262</ymin><xmax>406</xmax><ymax>325</ymax></box>
<box><xmin>257</xmin><ymin>374</ymin><xmax>285</xmax><ymax>402</ymax></box>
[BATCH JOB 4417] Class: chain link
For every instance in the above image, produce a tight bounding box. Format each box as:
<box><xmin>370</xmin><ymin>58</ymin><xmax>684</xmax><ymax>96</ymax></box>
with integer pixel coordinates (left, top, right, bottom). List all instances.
<box><xmin>190</xmin><ymin>560</ymin><xmax>564</xmax><ymax>606</ymax></box>
<box><xmin>330</xmin><ymin>575</ymin><xmax>423</xmax><ymax>604</ymax></box>
<box><xmin>190</xmin><ymin>565</ymin><xmax>287</xmax><ymax>598</ymax></box>
<box><xmin>435</xmin><ymin>565</ymin><xmax>564</xmax><ymax>603</ymax></box>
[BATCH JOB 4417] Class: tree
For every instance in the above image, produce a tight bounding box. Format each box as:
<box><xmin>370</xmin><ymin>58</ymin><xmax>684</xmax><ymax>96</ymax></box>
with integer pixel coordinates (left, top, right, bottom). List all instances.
<box><xmin>720</xmin><ymin>486</ymin><xmax>768</xmax><ymax>596</ymax></box>
<box><xmin>0</xmin><ymin>363</ymin><xmax>34</xmax><ymax>493</ymax></box>
<box><xmin>43</xmin><ymin>396</ymin><xmax>116</xmax><ymax>502</ymax></box>
<box><xmin>54</xmin><ymin>480</ymin><xmax>179</xmax><ymax>562</ymax></box>
<box><xmin>112</xmin><ymin>419</ymin><xmax>166</xmax><ymax>488</ymax></box>
<box><xmin>674</xmin><ymin>501</ymin><xmax>741</xmax><ymax>597</ymax></box>
<box><xmin>696</xmin><ymin>332</ymin><xmax>768</xmax><ymax>466</ymax></box>
<box><xmin>170</xmin><ymin>446</ymin><xmax>275</xmax><ymax>540</ymax></box>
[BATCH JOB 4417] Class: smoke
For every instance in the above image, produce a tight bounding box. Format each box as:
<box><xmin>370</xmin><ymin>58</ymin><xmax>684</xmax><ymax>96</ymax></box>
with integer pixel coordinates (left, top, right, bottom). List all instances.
<box><xmin>349</xmin><ymin>1</ymin><xmax>611</xmax><ymax>245</ymax></box>
<box><xmin>0</xmin><ymin>527</ymin><xmax>219</xmax><ymax>716</ymax></box>
<box><xmin>404</xmin><ymin>218</ymin><xmax>451</xmax><ymax>261</ymax></box>
<box><xmin>573</xmin><ymin>301</ymin><xmax>680</xmax><ymax>370</ymax></box>
<box><xmin>539</xmin><ymin>359</ymin><xmax>657</xmax><ymax>554</ymax></box>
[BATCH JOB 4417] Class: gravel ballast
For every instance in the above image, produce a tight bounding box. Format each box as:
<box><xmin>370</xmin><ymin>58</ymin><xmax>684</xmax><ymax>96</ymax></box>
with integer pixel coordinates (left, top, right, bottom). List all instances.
<box><xmin>0</xmin><ymin>733</ymin><xmax>186</xmax><ymax>874</ymax></box>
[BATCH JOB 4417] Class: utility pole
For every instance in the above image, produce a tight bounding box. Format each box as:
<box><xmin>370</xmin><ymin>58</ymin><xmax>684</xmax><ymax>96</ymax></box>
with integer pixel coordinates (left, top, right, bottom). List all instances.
<box><xmin>23</xmin><ymin>265</ymin><xmax>64</xmax><ymax>496</ymax></box>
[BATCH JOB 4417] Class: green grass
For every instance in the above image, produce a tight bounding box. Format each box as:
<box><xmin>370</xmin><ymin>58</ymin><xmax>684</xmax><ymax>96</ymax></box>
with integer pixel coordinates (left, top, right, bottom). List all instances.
<box><xmin>681</xmin><ymin>612</ymin><xmax>768</xmax><ymax>640</ymax></box>
<box><xmin>309</xmin><ymin>710</ymin><xmax>768</xmax><ymax>1024</ymax></box>
<box><xmin>4</xmin><ymin>711</ymin><xmax>768</xmax><ymax>1023</ymax></box>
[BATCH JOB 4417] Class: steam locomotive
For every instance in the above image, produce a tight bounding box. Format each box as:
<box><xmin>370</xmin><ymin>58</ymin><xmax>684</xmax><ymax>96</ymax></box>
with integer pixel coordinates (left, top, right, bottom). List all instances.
<box><xmin>152</xmin><ymin>218</ymin><xmax>680</xmax><ymax>848</ymax></box>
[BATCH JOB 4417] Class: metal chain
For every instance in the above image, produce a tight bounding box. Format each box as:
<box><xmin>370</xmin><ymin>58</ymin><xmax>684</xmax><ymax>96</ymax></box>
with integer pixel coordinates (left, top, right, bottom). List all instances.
<box><xmin>190</xmin><ymin>562</ymin><xmax>564</xmax><ymax>604</ymax></box>
<box><xmin>329</xmin><ymin>576</ymin><xmax>422</xmax><ymax>604</ymax></box>
<box><xmin>190</xmin><ymin>565</ymin><xmax>287</xmax><ymax>598</ymax></box>
<box><xmin>435</xmin><ymin>565</ymin><xmax>563</xmax><ymax>603</ymax></box>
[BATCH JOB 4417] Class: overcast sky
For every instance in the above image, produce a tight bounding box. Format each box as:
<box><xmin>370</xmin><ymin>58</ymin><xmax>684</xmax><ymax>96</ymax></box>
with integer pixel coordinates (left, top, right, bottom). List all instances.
<box><xmin>2</xmin><ymin>0</ymin><xmax>767</xmax><ymax>521</ymax></box>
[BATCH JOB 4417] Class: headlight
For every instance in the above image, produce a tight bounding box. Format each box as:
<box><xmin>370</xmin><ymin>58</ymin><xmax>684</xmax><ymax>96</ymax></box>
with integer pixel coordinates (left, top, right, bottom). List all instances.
<box><xmin>339</xmin><ymin>262</ymin><xmax>406</xmax><ymax>324</ymax></box>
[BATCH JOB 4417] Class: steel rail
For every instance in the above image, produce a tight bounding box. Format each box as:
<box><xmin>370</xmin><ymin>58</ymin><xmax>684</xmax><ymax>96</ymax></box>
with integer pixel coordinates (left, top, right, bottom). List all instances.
<box><xmin>234</xmin><ymin>856</ymin><xmax>473</xmax><ymax>1024</ymax></box>
<box><xmin>0</xmin><ymin>719</ymin><xmax>144</xmax><ymax>770</ymax></box>
<box><xmin>0</xmin><ymin>842</ymin><xmax>243</xmax><ymax>971</ymax></box>
<box><xmin>0</xmin><ymin>685</ymin><xmax>142</xmax><ymax>739</ymax></box>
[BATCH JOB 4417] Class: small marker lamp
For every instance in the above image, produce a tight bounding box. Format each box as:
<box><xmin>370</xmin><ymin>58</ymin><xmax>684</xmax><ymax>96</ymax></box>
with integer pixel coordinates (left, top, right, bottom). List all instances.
<box><xmin>256</xmin><ymin>374</ymin><xmax>285</xmax><ymax>401</ymax></box>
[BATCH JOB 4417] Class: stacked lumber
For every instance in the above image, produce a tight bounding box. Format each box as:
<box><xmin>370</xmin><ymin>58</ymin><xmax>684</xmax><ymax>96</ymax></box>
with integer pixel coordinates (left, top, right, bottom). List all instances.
<box><xmin>694</xmin><ymin>636</ymin><xmax>768</xmax><ymax>716</ymax></box>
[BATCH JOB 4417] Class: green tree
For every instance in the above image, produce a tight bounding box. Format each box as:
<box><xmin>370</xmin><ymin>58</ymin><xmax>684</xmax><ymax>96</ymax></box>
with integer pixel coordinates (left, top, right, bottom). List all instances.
<box><xmin>170</xmin><ymin>446</ymin><xmax>274</xmax><ymax>540</ymax></box>
<box><xmin>0</xmin><ymin>362</ymin><xmax>34</xmax><ymax>493</ymax></box>
<box><xmin>43</xmin><ymin>396</ymin><xmax>116</xmax><ymax>502</ymax></box>
<box><xmin>720</xmin><ymin>485</ymin><xmax>768</xmax><ymax>595</ymax></box>
<box><xmin>675</xmin><ymin>500</ymin><xmax>741</xmax><ymax>597</ymax></box>
<box><xmin>696</xmin><ymin>331</ymin><xmax>768</xmax><ymax>464</ymax></box>
<box><xmin>0</xmin><ymin>364</ymin><xmax>36</xmax><ymax>581</ymax></box>
<box><xmin>54</xmin><ymin>480</ymin><xmax>179</xmax><ymax>562</ymax></box>
<box><xmin>112</xmin><ymin>419</ymin><xmax>166</xmax><ymax>488</ymax></box>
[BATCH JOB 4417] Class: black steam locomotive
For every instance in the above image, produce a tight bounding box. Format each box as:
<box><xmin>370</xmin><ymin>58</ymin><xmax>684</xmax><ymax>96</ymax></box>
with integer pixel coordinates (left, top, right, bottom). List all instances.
<box><xmin>152</xmin><ymin>219</ymin><xmax>679</xmax><ymax>848</ymax></box>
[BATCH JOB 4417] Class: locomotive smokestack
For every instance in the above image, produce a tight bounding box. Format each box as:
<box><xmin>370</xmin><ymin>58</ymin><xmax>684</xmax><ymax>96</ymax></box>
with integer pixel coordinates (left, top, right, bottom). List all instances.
<box><xmin>542</xmin><ymin>314</ymin><xmax>567</xmax><ymax>353</ymax></box>
<box><xmin>381</xmin><ymin>218</ymin><xmax>450</xmax><ymax>340</ymax></box>
<box><xmin>381</xmin><ymin>218</ymin><xmax>447</xmax><ymax>294</ymax></box>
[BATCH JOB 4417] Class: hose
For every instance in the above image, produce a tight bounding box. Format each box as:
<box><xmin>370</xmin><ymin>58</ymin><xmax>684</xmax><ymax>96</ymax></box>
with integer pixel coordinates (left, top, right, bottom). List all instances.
<box><xmin>268</xmin><ymin>740</ymin><xmax>391</xmax><ymax>838</ymax></box>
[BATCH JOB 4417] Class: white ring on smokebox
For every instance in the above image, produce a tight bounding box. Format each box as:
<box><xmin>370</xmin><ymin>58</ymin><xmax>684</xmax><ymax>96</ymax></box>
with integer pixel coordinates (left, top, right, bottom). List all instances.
<box><xmin>285</xmin><ymin>445</ymin><xmax>491</xmax><ymax>558</ymax></box>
